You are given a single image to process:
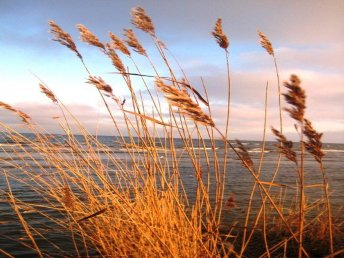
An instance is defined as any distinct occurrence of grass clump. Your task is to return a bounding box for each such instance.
[0,6,342,258]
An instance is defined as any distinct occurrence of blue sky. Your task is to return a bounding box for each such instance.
[1,0,343,142]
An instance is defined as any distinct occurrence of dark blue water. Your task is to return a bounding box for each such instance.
[0,133,343,256]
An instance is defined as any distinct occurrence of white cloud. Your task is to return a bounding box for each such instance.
[0,0,343,142]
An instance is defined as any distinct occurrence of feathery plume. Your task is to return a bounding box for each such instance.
[0,101,31,124]
[77,24,105,50]
[131,7,156,36]
[177,78,208,106]
[283,75,306,123]
[303,119,324,163]
[258,31,274,56]
[63,186,74,209]
[236,140,254,171]
[48,20,82,59]
[39,83,58,103]
[86,76,113,95]
[0,101,17,113]
[123,29,147,56]
[17,111,31,124]
[109,32,131,56]
[105,44,126,74]
[225,194,236,210]
[212,18,229,50]
[271,127,297,163]
[155,79,214,127]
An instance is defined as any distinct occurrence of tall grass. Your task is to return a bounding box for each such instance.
[0,7,341,257]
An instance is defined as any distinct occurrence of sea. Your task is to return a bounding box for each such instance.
[0,134,343,257]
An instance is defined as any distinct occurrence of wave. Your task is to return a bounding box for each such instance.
[188,147,219,151]
[323,149,344,153]
[247,148,270,153]
[0,143,22,147]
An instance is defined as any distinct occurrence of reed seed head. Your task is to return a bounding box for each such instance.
[155,79,215,127]
[271,127,297,163]
[77,24,105,50]
[63,186,74,209]
[212,18,229,50]
[0,101,31,124]
[236,140,254,171]
[283,75,306,123]
[0,101,17,113]
[131,7,156,36]
[86,76,113,95]
[303,119,324,163]
[109,32,131,56]
[225,194,236,210]
[105,44,126,74]
[17,111,31,124]
[39,83,58,103]
[258,31,274,56]
[123,29,147,56]
[48,20,82,59]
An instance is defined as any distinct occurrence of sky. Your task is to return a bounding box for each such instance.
[0,0,343,143]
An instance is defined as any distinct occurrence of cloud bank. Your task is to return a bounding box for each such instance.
[0,0,343,142]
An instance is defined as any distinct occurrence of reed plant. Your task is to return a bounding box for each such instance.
[0,7,341,258]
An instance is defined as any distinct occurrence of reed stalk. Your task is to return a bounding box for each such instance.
[0,7,339,258]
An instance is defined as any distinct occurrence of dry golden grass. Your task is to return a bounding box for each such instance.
[212,18,229,50]
[258,31,274,56]
[123,28,147,56]
[0,101,31,124]
[0,6,340,258]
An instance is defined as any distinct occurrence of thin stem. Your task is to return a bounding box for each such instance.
[217,49,231,225]
[215,127,305,249]
[273,55,283,133]
[240,82,269,255]
[298,122,305,258]
[320,162,334,257]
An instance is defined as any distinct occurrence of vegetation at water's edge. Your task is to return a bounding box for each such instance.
[0,7,342,258]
